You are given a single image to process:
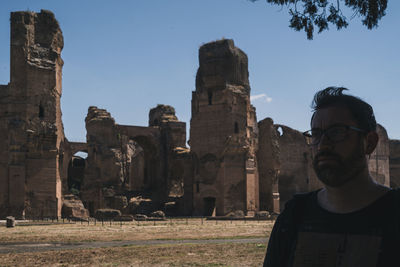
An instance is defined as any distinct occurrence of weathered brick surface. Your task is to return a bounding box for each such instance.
[80,105,187,216]
[389,139,400,188]
[0,10,65,219]
[189,39,259,216]
[368,124,390,186]
[273,125,320,210]
[257,118,280,213]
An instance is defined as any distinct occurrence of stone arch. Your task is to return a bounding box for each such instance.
[69,142,88,156]
[128,135,159,191]
[117,125,162,193]
[67,151,87,195]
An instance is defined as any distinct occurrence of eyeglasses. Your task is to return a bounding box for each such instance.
[302,125,365,146]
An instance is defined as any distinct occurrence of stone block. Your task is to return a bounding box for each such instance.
[255,211,270,219]
[150,210,165,218]
[134,214,148,221]
[6,216,15,228]
[94,209,121,220]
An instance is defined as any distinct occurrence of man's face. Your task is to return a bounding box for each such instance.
[311,106,367,187]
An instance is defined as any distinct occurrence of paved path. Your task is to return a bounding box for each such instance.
[0,238,268,254]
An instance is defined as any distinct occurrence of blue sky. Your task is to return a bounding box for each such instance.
[1,0,399,142]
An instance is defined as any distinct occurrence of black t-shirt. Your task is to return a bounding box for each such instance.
[263,189,400,267]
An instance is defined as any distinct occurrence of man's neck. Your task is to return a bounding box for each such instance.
[317,170,390,214]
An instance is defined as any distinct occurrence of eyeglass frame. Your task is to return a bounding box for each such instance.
[302,124,366,146]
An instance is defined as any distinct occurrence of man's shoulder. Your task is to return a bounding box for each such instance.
[283,190,319,211]
[276,190,320,226]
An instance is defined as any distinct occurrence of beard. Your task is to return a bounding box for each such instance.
[312,140,367,187]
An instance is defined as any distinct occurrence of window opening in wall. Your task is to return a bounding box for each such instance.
[208,91,213,105]
[144,167,148,184]
[67,153,86,196]
[203,197,216,216]
[234,122,239,133]
[39,105,44,119]
[276,126,283,137]
[196,181,200,193]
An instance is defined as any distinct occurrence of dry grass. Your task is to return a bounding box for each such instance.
[0,219,275,243]
[0,242,267,266]
[0,218,274,266]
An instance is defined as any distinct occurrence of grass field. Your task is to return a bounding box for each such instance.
[0,218,274,266]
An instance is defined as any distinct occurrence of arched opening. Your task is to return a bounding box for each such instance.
[203,197,216,216]
[127,136,159,193]
[208,91,213,105]
[128,140,145,191]
[39,104,44,119]
[67,152,87,195]
[276,126,283,137]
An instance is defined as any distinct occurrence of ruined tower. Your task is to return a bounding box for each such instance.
[189,39,259,216]
[0,10,65,218]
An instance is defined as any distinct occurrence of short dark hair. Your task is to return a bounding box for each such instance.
[311,87,376,132]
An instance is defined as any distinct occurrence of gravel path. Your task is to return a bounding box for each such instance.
[0,238,268,254]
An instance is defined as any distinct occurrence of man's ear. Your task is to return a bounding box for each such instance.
[365,131,379,155]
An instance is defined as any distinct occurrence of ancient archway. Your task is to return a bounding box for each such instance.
[67,152,87,195]
[117,125,162,195]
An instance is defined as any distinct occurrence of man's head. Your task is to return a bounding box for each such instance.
[305,87,378,187]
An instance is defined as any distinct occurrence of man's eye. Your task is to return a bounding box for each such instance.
[311,130,321,137]
[328,127,345,135]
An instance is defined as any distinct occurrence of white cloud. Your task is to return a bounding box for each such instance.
[250,93,272,103]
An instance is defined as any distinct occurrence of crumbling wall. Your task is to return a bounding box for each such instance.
[257,118,280,213]
[81,105,188,216]
[189,39,259,216]
[149,104,187,199]
[368,124,390,187]
[274,124,321,210]
[81,106,130,213]
[0,10,65,218]
[389,139,400,188]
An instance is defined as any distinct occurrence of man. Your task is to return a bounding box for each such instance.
[263,87,399,267]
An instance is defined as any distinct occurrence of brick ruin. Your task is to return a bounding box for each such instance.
[188,40,259,216]
[0,10,397,219]
[0,10,65,218]
[389,140,400,188]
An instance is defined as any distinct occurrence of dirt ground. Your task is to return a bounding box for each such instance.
[0,218,274,266]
